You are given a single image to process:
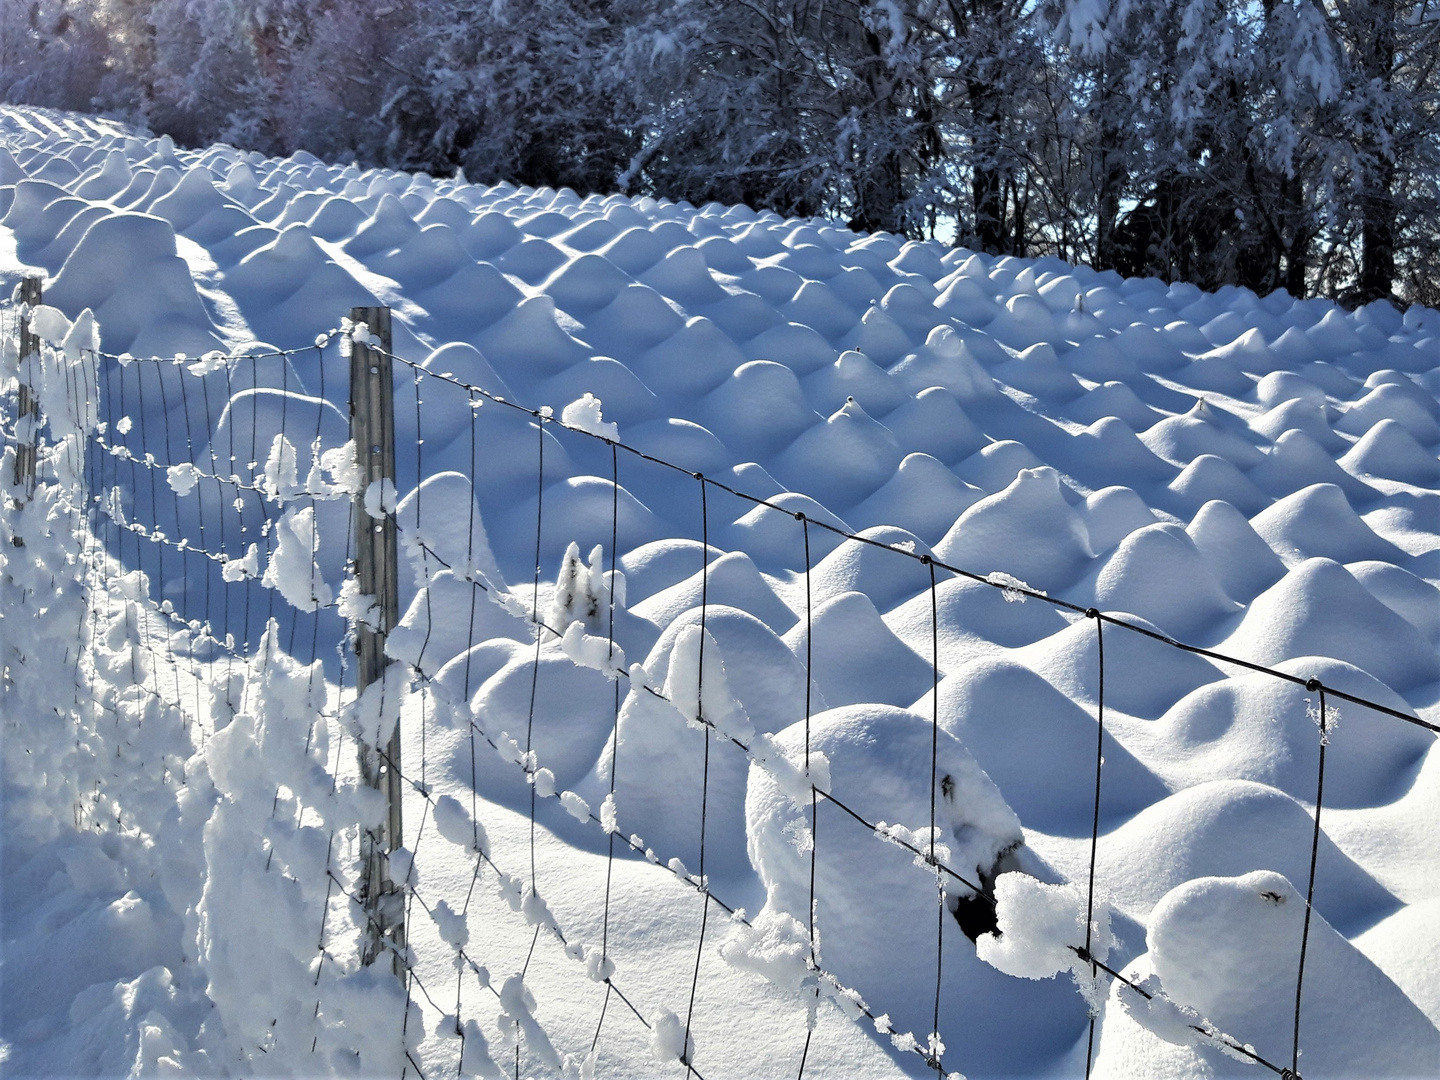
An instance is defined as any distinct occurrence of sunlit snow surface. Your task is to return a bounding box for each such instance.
[3,105,1439,1079]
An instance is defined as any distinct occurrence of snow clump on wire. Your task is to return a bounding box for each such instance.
[560,392,618,441]
[976,873,1112,1011]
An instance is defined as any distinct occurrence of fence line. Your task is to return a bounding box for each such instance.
[3,294,426,1072]
[3,286,1431,1080]
[341,324,1414,1078]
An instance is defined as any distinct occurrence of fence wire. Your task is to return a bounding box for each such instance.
[2,291,1432,1080]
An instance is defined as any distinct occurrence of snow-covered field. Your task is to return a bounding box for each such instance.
[1,104,1438,1079]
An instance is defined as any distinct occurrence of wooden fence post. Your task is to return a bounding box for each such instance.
[348,306,406,977]
[11,276,42,546]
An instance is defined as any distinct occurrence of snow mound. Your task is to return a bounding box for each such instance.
[783,590,933,709]
[631,549,797,633]
[935,467,1095,589]
[640,604,817,735]
[1014,614,1227,720]
[1185,499,1288,602]
[914,656,1168,833]
[46,212,221,355]
[1094,871,1440,1078]
[1250,483,1407,567]
[1148,657,1432,807]
[1086,780,1399,931]
[1067,523,1242,638]
[746,704,1087,1071]
[1223,559,1440,689]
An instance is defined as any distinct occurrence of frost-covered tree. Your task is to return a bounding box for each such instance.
[1024,0,1439,301]
[0,0,110,112]
[625,0,946,232]
[933,0,1044,254]
[1319,0,1440,304]
[390,0,649,191]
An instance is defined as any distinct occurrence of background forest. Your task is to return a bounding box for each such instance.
[2,0,1438,305]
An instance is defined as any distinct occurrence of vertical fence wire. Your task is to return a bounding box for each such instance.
[525,411,545,894]
[796,512,817,1080]
[1083,609,1106,1078]
[518,409,548,1075]
[683,472,713,1076]
[1291,682,1329,1080]
[592,437,623,1055]
[926,556,944,1070]
[400,364,427,1078]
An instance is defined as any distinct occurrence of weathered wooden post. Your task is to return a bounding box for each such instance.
[348,305,406,977]
[11,276,42,545]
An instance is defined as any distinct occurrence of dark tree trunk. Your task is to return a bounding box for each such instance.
[1359,156,1396,302]
[850,149,905,234]
[1357,1,1398,302]
[968,75,1007,253]
[1094,61,1126,271]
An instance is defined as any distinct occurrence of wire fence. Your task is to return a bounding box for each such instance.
[2,284,1434,1080]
